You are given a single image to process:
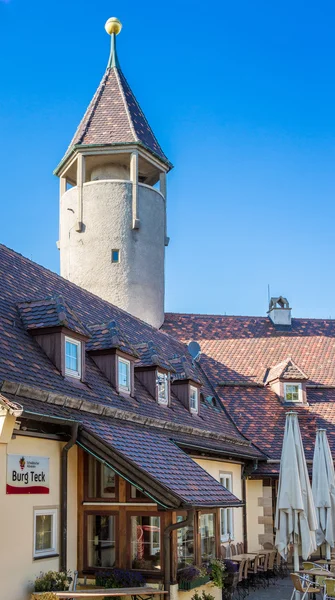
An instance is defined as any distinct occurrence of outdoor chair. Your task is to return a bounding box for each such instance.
[231,543,237,556]
[290,573,322,600]
[303,561,329,572]
[324,578,335,599]
[266,551,277,584]
[221,544,227,559]
[236,542,243,554]
[257,552,270,587]
[247,554,260,590]
[236,558,247,599]
[274,551,282,578]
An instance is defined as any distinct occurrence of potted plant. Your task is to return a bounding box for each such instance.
[30,571,72,600]
[207,559,226,589]
[95,568,145,600]
[177,566,210,590]
[191,591,215,600]
[221,560,239,600]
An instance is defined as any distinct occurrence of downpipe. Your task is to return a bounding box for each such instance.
[164,509,195,599]
[60,422,79,572]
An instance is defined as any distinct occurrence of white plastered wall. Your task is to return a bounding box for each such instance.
[0,435,77,600]
[59,180,165,328]
[193,458,243,546]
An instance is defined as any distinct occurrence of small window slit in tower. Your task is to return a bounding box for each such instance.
[112,249,120,263]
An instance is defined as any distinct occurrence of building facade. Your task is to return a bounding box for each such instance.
[2,14,335,600]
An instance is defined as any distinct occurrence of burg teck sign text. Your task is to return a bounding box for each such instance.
[6,454,49,494]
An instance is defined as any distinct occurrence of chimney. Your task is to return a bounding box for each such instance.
[268,296,292,327]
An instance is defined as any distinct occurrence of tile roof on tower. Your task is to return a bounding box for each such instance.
[58,27,171,168]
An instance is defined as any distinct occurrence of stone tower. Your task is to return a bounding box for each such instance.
[54,18,172,328]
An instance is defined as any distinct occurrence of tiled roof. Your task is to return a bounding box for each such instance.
[63,66,169,165]
[265,358,308,384]
[13,395,242,508]
[18,295,91,338]
[170,355,201,384]
[135,341,175,372]
[163,312,335,465]
[0,244,257,455]
[87,320,139,357]
[163,313,335,386]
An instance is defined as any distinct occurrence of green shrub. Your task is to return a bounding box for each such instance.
[191,591,215,600]
[33,571,72,592]
[30,594,58,600]
[207,558,227,588]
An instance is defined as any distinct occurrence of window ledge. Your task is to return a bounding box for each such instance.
[33,553,59,561]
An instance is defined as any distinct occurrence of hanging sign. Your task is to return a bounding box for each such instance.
[6,454,49,494]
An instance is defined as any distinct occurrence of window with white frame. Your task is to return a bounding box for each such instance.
[284,383,302,403]
[65,337,81,378]
[157,372,169,405]
[33,508,58,558]
[190,385,198,413]
[118,357,131,393]
[220,473,234,542]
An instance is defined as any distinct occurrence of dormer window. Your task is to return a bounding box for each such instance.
[118,357,131,393]
[65,336,81,379]
[157,372,169,405]
[190,385,199,413]
[284,383,302,403]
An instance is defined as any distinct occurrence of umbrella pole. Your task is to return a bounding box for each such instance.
[294,543,299,571]
[326,542,331,560]
[293,544,300,600]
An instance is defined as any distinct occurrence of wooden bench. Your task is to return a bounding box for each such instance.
[34,587,168,599]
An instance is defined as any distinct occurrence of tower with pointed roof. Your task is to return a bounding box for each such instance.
[54,18,172,328]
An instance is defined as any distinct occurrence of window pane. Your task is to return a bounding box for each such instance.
[177,516,194,569]
[35,514,53,552]
[157,373,168,404]
[112,250,119,263]
[200,513,215,563]
[285,385,299,401]
[66,341,78,372]
[119,360,130,389]
[131,516,161,570]
[87,455,116,499]
[190,387,198,411]
[87,515,116,568]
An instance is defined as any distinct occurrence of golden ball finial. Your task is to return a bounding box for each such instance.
[105,17,122,35]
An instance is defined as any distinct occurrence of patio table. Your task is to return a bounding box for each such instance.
[33,587,168,599]
[298,568,335,578]
[248,549,274,555]
[230,553,257,562]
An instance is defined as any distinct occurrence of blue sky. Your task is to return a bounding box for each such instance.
[1,0,335,318]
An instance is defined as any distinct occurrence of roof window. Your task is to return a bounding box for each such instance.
[190,385,199,414]
[284,383,302,403]
[118,356,131,394]
[65,336,81,379]
[157,371,169,405]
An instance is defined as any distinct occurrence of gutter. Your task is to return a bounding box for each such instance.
[164,509,195,599]
[60,422,79,572]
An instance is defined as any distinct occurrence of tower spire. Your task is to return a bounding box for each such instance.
[105,17,122,69]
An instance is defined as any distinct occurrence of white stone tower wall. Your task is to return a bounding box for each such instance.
[59,180,165,328]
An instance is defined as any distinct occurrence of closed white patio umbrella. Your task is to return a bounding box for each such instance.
[275,411,317,573]
[312,428,335,560]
